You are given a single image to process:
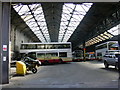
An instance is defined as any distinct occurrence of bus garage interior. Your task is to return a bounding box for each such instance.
[0,1,120,88]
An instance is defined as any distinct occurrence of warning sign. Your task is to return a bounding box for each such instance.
[3,45,7,51]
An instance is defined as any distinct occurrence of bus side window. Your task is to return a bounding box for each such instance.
[28,52,36,59]
[59,52,67,57]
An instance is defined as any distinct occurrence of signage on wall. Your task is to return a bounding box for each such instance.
[3,45,7,51]
[3,56,6,61]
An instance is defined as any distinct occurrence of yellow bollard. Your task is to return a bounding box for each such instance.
[16,61,27,75]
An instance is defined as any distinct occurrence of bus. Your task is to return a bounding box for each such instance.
[19,42,72,64]
[72,50,83,61]
[72,50,96,61]
[85,52,96,60]
[95,41,119,60]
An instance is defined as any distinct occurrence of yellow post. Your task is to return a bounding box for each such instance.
[16,61,27,75]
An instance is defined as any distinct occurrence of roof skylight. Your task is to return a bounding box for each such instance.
[13,4,50,42]
[59,3,93,42]
[108,25,119,36]
[85,24,119,47]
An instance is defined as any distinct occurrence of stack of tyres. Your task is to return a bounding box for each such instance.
[16,61,27,75]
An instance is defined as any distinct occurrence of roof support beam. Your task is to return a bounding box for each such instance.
[41,3,63,42]
[27,5,47,42]
[11,8,40,42]
[69,3,120,50]
[61,5,76,42]
[86,4,120,42]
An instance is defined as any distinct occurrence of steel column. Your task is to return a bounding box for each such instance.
[118,24,120,50]
[0,1,2,85]
[1,2,10,84]
[118,24,120,79]
[83,42,86,61]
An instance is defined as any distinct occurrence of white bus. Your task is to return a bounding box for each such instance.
[72,50,96,61]
[20,42,72,64]
[72,50,84,61]
[95,41,119,60]
[85,52,96,60]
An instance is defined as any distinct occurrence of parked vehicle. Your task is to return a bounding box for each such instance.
[72,50,83,62]
[103,51,120,69]
[19,42,72,64]
[95,41,118,61]
[22,57,41,73]
[85,52,96,60]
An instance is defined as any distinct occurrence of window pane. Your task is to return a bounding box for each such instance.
[59,52,67,57]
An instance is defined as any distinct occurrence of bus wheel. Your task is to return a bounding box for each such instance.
[44,60,49,65]
[104,61,109,68]
[59,59,63,64]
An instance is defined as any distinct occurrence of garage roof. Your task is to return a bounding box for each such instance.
[12,2,120,49]
[13,3,93,42]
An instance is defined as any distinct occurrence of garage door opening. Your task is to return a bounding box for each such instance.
[0,1,119,89]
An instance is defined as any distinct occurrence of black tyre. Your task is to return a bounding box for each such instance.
[32,68,37,74]
[115,63,118,70]
[104,61,109,68]
[44,60,49,65]
[59,59,63,64]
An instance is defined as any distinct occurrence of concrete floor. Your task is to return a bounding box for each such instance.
[2,61,119,88]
